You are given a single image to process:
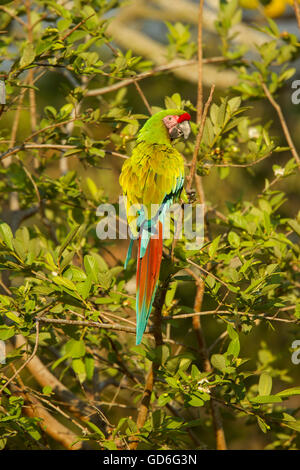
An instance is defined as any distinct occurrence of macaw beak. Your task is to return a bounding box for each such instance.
[170,120,191,140]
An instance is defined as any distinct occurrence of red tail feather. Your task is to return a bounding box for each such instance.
[135,221,163,344]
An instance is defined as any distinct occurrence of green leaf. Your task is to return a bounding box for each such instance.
[250,395,282,404]
[157,393,171,406]
[226,325,240,359]
[288,219,300,237]
[209,235,221,258]
[5,311,22,325]
[84,254,99,282]
[211,354,226,373]
[42,386,53,396]
[85,355,95,381]
[72,358,86,383]
[202,118,214,146]
[76,275,92,299]
[65,339,85,358]
[85,177,99,201]
[98,271,112,290]
[53,276,77,292]
[256,416,270,433]
[258,373,272,396]
[20,44,36,68]
[0,325,15,340]
[58,225,81,259]
[276,387,300,398]
[284,421,300,432]
[86,421,105,439]
[228,231,240,248]
[188,394,204,407]
[0,223,14,250]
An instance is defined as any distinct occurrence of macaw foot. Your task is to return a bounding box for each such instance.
[186,189,196,204]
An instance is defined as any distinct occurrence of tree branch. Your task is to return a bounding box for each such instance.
[186,84,215,192]
[261,80,300,171]
[35,316,152,335]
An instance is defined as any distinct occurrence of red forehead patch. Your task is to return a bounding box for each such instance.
[177,112,191,123]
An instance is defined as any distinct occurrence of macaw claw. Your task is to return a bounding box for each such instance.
[186,189,196,204]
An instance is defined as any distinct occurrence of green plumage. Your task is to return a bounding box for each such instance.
[119,109,188,344]
[119,110,186,237]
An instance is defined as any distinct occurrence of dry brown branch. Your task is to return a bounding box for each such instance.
[25,0,38,168]
[186,268,227,449]
[0,321,40,395]
[186,84,215,192]
[0,5,27,28]
[107,18,237,89]
[187,257,231,290]
[20,391,83,449]
[35,316,151,334]
[128,367,154,450]
[197,0,204,122]
[0,143,129,162]
[133,80,153,115]
[183,3,226,449]
[293,0,300,29]
[164,310,297,323]
[11,363,87,445]
[61,13,95,41]
[13,335,109,430]
[86,57,226,97]
[261,81,300,170]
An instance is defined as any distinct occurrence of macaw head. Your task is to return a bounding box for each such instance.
[162,112,191,140]
[136,109,192,145]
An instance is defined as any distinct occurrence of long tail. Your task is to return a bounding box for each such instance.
[135,221,163,345]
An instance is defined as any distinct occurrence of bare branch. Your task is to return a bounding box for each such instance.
[293,0,300,30]
[35,316,152,335]
[261,80,300,171]
[86,57,227,97]
[186,84,215,192]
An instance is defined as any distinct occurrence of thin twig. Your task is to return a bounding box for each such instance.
[35,316,152,334]
[85,57,226,97]
[184,2,226,450]
[0,5,27,28]
[133,80,153,115]
[0,143,129,162]
[25,0,38,168]
[186,84,215,192]
[61,13,95,42]
[210,151,273,168]
[164,310,297,323]
[197,0,204,122]
[261,80,300,170]
[293,0,300,30]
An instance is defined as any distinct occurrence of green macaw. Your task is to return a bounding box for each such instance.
[119,109,191,344]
